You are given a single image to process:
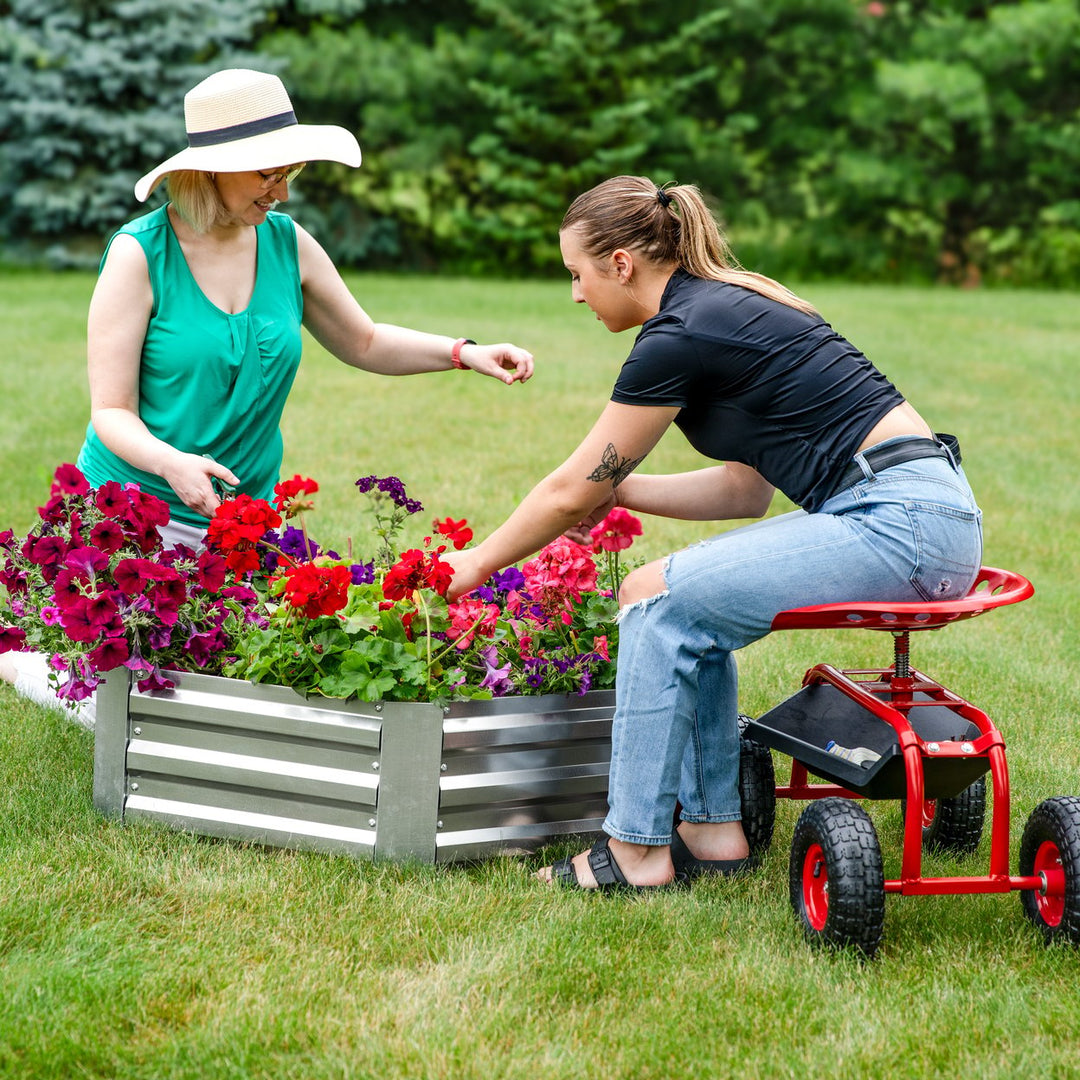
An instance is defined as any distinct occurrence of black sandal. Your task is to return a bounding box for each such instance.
[550,836,688,893]
[670,828,752,880]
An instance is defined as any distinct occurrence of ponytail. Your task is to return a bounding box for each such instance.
[561,176,818,317]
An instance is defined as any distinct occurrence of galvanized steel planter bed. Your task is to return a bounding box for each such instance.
[93,669,613,863]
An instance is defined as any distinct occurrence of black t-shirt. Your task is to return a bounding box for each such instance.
[611,270,905,512]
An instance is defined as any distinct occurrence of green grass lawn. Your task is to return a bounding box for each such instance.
[1,270,1079,1078]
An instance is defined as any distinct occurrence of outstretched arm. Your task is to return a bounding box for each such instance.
[296,225,533,384]
[444,401,680,599]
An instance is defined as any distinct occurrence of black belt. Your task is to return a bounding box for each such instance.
[835,433,961,493]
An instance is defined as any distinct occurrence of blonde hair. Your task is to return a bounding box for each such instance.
[165,170,228,233]
[560,175,818,317]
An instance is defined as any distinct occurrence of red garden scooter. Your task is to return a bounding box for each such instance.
[736,566,1080,958]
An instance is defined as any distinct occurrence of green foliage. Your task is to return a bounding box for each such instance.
[1,1,1077,281]
[827,0,1080,283]
[0,0,276,266]
[265,0,875,274]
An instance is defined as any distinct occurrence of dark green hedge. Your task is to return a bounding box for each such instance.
[2,0,1078,284]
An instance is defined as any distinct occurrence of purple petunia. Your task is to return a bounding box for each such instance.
[350,561,375,586]
[492,567,526,593]
[478,644,514,697]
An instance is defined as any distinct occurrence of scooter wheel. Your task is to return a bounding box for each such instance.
[739,716,775,861]
[1019,796,1080,946]
[790,798,885,958]
[901,775,986,855]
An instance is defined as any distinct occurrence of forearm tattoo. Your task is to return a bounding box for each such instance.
[586,443,644,486]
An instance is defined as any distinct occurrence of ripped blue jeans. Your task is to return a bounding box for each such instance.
[603,446,983,846]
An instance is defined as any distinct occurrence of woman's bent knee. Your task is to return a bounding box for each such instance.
[618,560,667,608]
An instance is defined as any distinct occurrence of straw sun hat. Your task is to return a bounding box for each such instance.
[134,68,362,202]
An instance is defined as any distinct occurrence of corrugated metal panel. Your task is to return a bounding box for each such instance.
[124,794,377,857]
[96,671,615,864]
[119,670,391,860]
[436,691,613,861]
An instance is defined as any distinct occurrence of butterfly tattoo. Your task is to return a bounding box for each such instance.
[586,443,644,486]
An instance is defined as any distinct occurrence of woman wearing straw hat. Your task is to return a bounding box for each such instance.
[1,68,533,715]
[74,67,534,547]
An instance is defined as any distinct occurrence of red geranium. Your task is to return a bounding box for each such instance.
[274,475,319,517]
[590,507,643,553]
[207,494,283,573]
[382,547,454,602]
[433,516,473,551]
[277,562,351,618]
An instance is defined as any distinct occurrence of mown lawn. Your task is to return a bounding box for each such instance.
[1,270,1078,1079]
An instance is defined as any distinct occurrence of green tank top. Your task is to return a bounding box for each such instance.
[77,204,304,527]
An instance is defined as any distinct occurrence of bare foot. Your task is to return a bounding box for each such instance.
[676,820,750,862]
[537,837,678,889]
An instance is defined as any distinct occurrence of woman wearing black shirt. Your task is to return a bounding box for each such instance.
[446,175,982,891]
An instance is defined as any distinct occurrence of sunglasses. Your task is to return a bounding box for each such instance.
[256,163,306,189]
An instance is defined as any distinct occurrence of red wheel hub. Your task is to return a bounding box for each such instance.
[1033,840,1066,927]
[802,842,829,930]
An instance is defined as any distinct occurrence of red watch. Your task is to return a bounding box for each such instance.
[450,338,476,370]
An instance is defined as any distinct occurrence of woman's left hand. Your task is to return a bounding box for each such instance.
[459,342,534,385]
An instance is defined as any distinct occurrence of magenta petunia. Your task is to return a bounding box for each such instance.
[90,519,126,555]
[137,667,176,693]
[58,597,99,643]
[88,634,130,672]
[124,488,171,531]
[94,481,131,519]
[196,550,228,593]
[65,546,109,577]
[52,463,91,497]
[37,495,70,526]
[113,558,157,595]
[56,674,97,702]
[184,631,219,668]
[0,625,28,653]
[24,535,69,572]
[149,577,187,625]
[50,568,88,610]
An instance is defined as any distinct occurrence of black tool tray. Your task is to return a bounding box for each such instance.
[743,682,990,800]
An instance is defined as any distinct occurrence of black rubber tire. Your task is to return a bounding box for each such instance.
[900,775,986,855]
[738,715,776,861]
[1019,796,1080,946]
[789,798,885,958]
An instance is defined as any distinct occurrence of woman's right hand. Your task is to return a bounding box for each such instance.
[161,453,241,520]
[441,548,498,602]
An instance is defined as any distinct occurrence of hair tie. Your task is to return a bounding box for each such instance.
[656,187,672,208]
